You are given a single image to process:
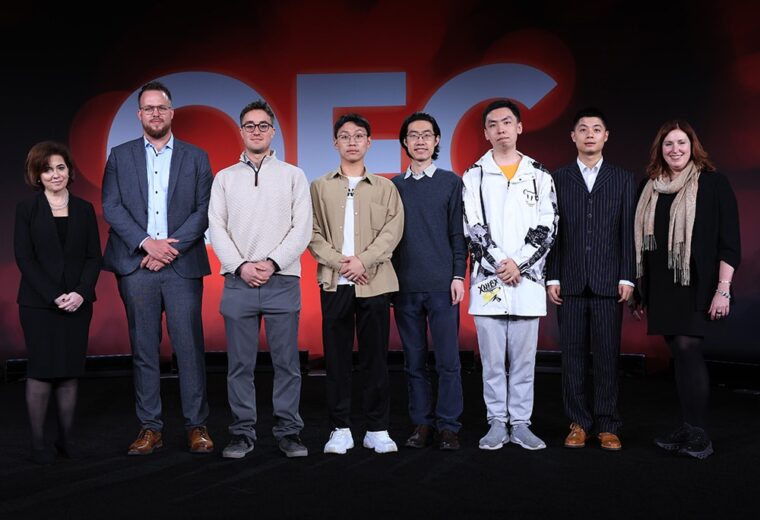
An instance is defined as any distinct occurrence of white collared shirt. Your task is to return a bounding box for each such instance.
[577,156,603,192]
[404,162,436,180]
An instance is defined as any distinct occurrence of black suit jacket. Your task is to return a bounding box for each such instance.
[546,161,636,297]
[637,171,741,310]
[101,137,212,278]
[14,193,103,308]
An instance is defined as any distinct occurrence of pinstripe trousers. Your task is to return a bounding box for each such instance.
[558,293,623,434]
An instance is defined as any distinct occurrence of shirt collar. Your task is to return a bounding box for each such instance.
[404,162,437,179]
[144,135,174,154]
[577,156,603,174]
[328,166,374,184]
[240,149,276,167]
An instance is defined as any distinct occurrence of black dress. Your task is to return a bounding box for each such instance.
[644,193,709,336]
[15,195,101,380]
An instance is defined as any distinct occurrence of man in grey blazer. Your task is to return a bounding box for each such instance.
[545,107,635,451]
[102,81,214,455]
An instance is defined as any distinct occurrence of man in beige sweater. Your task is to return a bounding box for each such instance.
[309,113,404,455]
[208,100,312,460]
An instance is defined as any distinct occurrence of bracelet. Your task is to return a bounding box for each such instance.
[718,280,732,284]
[715,289,731,299]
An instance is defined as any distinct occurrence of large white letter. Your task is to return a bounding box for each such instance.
[423,64,557,171]
[297,73,405,180]
[107,72,285,156]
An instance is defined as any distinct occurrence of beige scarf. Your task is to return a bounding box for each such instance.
[634,161,700,285]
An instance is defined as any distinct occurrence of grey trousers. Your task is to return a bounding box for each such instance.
[474,315,539,426]
[220,274,304,441]
[117,267,209,431]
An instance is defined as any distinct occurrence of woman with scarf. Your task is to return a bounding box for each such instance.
[634,120,740,459]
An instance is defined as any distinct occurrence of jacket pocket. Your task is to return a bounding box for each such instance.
[370,202,388,232]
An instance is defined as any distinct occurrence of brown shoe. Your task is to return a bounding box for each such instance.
[438,430,461,451]
[127,429,163,455]
[564,423,586,448]
[405,424,432,449]
[598,432,622,451]
[188,426,214,453]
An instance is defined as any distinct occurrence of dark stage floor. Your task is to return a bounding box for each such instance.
[1,369,758,519]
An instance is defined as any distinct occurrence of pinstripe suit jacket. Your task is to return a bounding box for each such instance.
[546,161,635,297]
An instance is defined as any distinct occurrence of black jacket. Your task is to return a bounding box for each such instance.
[14,193,102,308]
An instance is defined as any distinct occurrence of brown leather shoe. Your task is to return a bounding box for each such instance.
[564,423,586,448]
[188,426,214,453]
[127,429,163,455]
[598,432,622,451]
[438,429,461,451]
[405,424,432,449]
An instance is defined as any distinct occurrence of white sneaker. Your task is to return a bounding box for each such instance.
[324,428,354,454]
[363,430,398,454]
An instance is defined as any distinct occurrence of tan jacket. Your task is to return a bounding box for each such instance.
[309,168,404,297]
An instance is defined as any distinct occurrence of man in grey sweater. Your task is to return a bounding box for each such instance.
[208,100,312,459]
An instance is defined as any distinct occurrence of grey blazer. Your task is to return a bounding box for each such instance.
[101,137,212,278]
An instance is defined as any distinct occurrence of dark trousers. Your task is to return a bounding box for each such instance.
[394,291,463,432]
[117,267,209,431]
[558,290,623,434]
[321,285,390,431]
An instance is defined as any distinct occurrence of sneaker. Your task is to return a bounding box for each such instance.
[363,430,398,454]
[278,434,308,458]
[678,427,714,460]
[222,435,254,459]
[324,428,354,454]
[478,421,508,450]
[510,424,547,450]
[654,423,693,452]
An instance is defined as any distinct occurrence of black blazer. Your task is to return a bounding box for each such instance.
[14,193,103,308]
[638,171,741,310]
[546,161,636,297]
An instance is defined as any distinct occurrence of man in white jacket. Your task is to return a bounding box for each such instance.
[462,99,558,450]
[208,100,313,460]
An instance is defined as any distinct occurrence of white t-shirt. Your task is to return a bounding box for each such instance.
[338,176,362,285]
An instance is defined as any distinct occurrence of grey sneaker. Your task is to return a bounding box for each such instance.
[278,434,308,458]
[478,422,509,450]
[510,424,546,450]
[222,435,254,459]
[678,427,713,460]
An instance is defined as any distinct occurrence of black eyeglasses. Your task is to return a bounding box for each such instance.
[241,122,273,133]
[140,105,172,114]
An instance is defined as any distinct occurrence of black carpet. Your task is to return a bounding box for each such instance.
[1,368,758,519]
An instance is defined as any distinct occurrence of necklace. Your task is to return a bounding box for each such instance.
[46,190,69,210]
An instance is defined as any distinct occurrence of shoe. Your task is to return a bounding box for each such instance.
[564,423,586,448]
[127,429,163,456]
[510,424,546,450]
[31,445,56,465]
[55,439,83,460]
[438,430,461,451]
[324,428,354,455]
[405,424,433,449]
[278,434,308,458]
[678,427,713,460]
[363,430,398,454]
[598,432,622,451]
[188,426,214,453]
[222,435,255,459]
[478,421,508,450]
[654,423,693,452]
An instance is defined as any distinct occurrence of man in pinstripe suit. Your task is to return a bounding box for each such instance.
[545,108,635,450]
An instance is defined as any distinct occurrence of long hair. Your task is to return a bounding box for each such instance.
[646,119,715,179]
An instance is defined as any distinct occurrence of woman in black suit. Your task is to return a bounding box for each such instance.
[634,120,740,459]
[14,141,102,464]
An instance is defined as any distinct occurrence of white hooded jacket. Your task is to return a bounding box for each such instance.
[462,150,558,317]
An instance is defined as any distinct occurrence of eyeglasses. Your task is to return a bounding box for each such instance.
[336,132,367,143]
[140,105,172,114]
[406,132,436,142]
[241,122,273,133]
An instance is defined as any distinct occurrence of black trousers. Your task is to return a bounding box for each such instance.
[321,286,390,431]
[558,290,623,434]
